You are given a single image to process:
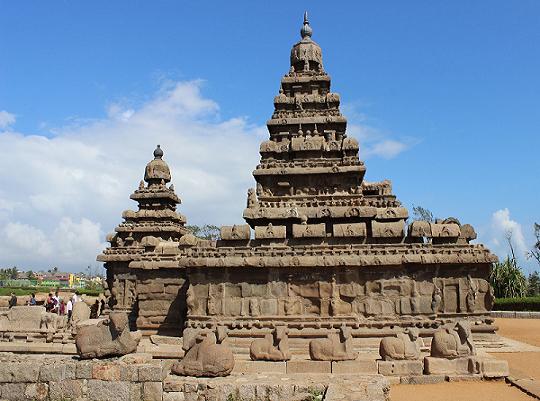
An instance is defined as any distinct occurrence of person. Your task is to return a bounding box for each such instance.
[28,293,37,306]
[90,300,99,319]
[53,291,61,314]
[59,299,66,316]
[72,291,80,304]
[8,293,17,309]
[45,293,55,312]
[66,299,73,323]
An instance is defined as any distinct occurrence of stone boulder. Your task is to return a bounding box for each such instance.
[75,312,141,359]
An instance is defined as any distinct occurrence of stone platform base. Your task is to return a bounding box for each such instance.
[424,356,509,378]
[164,374,389,401]
[378,360,423,376]
[0,354,390,401]
[232,359,378,375]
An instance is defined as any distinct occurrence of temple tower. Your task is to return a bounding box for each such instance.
[244,13,402,243]
[98,146,189,332]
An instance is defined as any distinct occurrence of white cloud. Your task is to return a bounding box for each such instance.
[0,81,417,272]
[489,208,528,259]
[363,139,409,159]
[0,81,265,272]
[347,122,416,160]
[0,111,16,129]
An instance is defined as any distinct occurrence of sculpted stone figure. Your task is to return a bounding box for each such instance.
[172,329,234,377]
[379,328,422,361]
[309,324,357,361]
[75,312,141,359]
[250,326,291,361]
[430,321,476,359]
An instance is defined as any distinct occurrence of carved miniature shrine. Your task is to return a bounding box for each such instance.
[99,14,498,357]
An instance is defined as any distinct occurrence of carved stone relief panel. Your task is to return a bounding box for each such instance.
[333,223,367,238]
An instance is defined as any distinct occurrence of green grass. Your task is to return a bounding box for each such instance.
[494,296,540,311]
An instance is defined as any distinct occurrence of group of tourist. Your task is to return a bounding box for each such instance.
[19,291,86,322]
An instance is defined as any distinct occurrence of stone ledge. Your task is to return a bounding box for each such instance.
[378,360,423,376]
[424,356,478,375]
[232,360,286,374]
[332,360,378,374]
[286,360,331,374]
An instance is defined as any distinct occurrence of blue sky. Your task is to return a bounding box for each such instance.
[0,1,538,272]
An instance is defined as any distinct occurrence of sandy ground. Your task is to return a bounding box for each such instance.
[390,381,534,401]
[391,318,540,401]
[495,318,540,347]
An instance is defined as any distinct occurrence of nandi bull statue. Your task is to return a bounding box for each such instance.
[172,326,235,377]
[379,328,422,361]
[309,323,358,361]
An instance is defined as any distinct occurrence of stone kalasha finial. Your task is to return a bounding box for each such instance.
[153,144,164,159]
[301,11,313,39]
[145,144,171,184]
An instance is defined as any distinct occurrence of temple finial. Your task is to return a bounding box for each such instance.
[300,11,312,39]
[153,144,163,159]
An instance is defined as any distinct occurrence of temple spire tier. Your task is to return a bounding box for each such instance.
[243,14,397,234]
[98,145,189,263]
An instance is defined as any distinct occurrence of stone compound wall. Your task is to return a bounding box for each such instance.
[0,356,391,401]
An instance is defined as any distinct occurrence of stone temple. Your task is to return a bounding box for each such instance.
[99,13,498,356]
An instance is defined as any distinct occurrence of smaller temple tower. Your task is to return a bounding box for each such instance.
[98,146,189,331]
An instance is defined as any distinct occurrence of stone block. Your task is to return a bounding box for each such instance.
[163,377,185,392]
[372,221,405,238]
[163,392,185,401]
[139,364,164,381]
[332,360,378,374]
[400,375,445,384]
[424,356,478,375]
[120,352,154,364]
[378,360,423,376]
[87,380,131,401]
[255,224,287,239]
[333,222,367,237]
[24,383,48,401]
[76,362,93,379]
[0,362,40,383]
[143,382,163,401]
[286,360,331,374]
[92,363,121,381]
[131,383,142,401]
[39,363,76,381]
[481,359,509,378]
[49,380,84,401]
[220,225,250,240]
[0,383,26,401]
[292,223,326,238]
[233,361,286,374]
[447,374,482,382]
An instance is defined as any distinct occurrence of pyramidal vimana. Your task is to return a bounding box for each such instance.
[99,13,497,358]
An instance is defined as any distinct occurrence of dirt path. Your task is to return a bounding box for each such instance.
[390,381,536,401]
[495,318,540,347]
